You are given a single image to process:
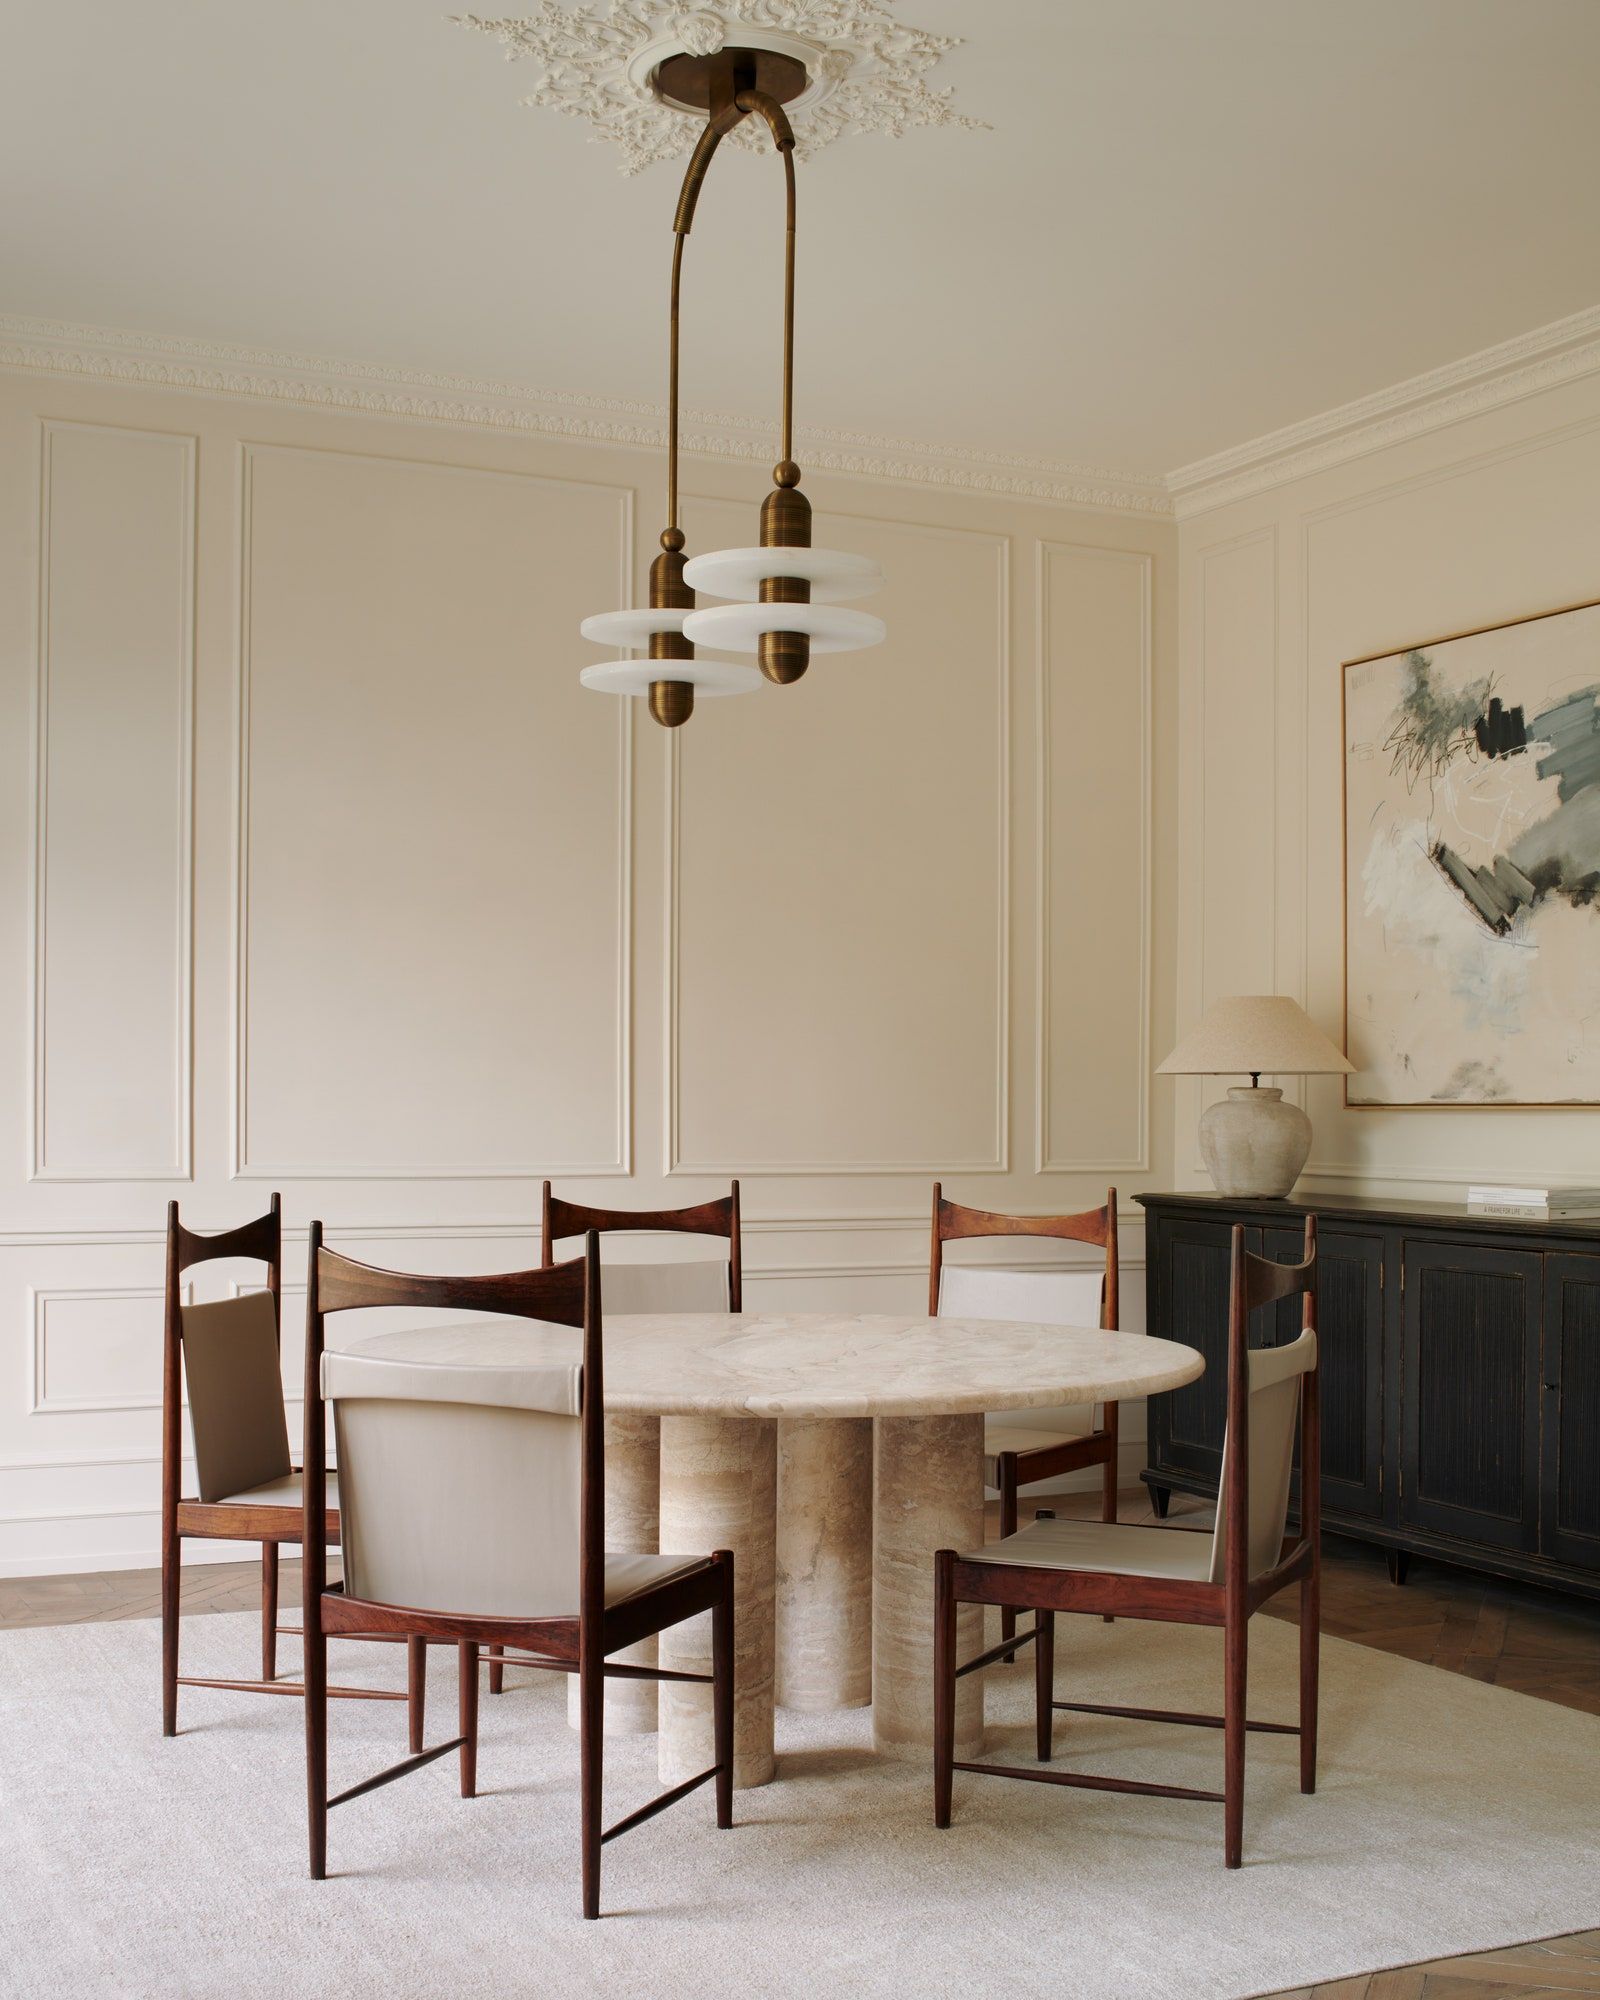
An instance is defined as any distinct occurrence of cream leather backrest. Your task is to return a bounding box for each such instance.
[599,1258,729,1315]
[938,1265,1105,1434]
[937,1264,1103,1329]
[180,1291,292,1503]
[1209,1329,1317,1584]
[322,1344,584,1619]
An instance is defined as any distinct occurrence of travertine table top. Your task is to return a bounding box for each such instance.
[343,1312,1203,1418]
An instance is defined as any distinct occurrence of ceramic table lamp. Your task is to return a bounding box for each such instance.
[1157,995,1354,1198]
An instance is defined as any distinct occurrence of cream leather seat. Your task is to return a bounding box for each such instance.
[214,1469,341,1510]
[962,1331,1317,1588]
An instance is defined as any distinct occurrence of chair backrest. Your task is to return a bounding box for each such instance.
[164,1197,288,1506]
[1209,1217,1319,1587]
[543,1179,741,1311]
[303,1231,599,1624]
[599,1259,729,1315]
[929,1185,1118,1330]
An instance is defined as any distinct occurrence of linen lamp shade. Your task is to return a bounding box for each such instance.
[1157,996,1354,1081]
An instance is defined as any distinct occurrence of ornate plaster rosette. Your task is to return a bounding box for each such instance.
[453,1,989,174]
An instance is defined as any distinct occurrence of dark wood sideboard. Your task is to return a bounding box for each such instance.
[1136,1190,1600,1601]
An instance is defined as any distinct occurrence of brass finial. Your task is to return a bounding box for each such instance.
[648,679,695,728]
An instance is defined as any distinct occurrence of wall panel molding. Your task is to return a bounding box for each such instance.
[229,441,635,1179]
[664,515,1012,1176]
[28,418,195,1182]
[28,1283,169,1415]
[1035,541,1152,1174]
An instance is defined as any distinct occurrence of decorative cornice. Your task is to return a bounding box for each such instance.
[1169,303,1600,518]
[13,304,1594,523]
[0,315,1173,517]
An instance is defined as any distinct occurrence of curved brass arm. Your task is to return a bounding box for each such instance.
[664,87,798,531]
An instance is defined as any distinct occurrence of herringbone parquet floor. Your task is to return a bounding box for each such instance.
[4,1491,1596,1996]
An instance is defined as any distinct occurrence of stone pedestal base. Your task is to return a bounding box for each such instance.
[871,1412,985,1759]
[776,1416,873,1710]
[659,1413,777,1789]
[568,1413,661,1736]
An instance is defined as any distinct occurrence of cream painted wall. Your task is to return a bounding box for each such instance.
[0,366,1176,1573]
[1174,369,1600,1197]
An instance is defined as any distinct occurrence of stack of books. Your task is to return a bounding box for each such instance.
[1466,1183,1600,1219]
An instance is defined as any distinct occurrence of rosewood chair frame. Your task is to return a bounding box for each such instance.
[160,1196,412,1734]
[483,1177,742,1695]
[930,1184,1121,1651]
[934,1216,1320,1869]
[302,1229,735,1919]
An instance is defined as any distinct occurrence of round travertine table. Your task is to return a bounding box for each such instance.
[345,1312,1203,1790]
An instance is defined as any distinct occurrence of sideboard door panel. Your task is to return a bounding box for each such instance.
[1543,1254,1600,1573]
[1400,1241,1542,1553]
[1156,1217,1235,1484]
[1265,1224,1384,1520]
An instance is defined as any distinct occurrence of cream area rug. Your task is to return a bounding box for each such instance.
[1,1608,1595,2000]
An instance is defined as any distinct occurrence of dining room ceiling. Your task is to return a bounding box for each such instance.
[3,0,1597,478]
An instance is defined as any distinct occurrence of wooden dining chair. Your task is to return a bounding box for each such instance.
[930,1185,1120,1651]
[541,1179,741,1306]
[160,1197,416,1737]
[302,1229,735,1918]
[482,1178,743,1696]
[934,1216,1319,1869]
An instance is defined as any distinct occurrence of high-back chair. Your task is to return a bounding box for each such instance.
[302,1228,734,1919]
[541,1178,741,1308]
[483,1179,742,1697]
[933,1216,1319,1869]
[160,1198,413,1736]
[930,1186,1120,1652]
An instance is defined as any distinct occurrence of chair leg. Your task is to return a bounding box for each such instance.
[488,1646,505,1695]
[580,1645,603,1920]
[407,1636,427,1754]
[161,1531,180,1737]
[261,1543,280,1682]
[997,1462,1021,1659]
[459,1641,479,1799]
[1034,1607,1055,1761]
[1100,1426,1118,1624]
[933,1549,956,1828]
[305,1595,328,1880]
[712,1548,734,1830]
[1299,1568,1319,1796]
[1224,1614,1246,1869]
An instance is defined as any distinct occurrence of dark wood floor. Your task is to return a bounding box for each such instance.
[4,1491,1597,1995]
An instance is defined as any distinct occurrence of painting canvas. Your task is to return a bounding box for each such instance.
[1343,599,1600,1106]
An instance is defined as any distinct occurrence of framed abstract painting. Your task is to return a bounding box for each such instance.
[1342,597,1600,1107]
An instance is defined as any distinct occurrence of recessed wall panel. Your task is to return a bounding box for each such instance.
[33,422,194,1179]
[1038,543,1150,1170]
[670,506,1008,1173]
[1198,529,1278,1008]
[237,446,631,1175]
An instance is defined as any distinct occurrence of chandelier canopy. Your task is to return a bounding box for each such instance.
[580,39,885,729]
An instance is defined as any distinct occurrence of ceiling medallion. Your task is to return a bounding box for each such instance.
[574,41,887,727]
[453,1,989,176]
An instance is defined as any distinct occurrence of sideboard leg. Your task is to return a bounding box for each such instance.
[1386,1548,1411,1587]
[1149,1484,1171,1520]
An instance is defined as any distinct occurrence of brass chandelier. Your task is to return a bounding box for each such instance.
[580,44,885,728]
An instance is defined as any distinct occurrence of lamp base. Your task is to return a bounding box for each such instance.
[1197,1087,1311,1199]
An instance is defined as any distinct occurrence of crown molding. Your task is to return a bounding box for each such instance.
[0,315,1172,519]
[1168,303,1600,519]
